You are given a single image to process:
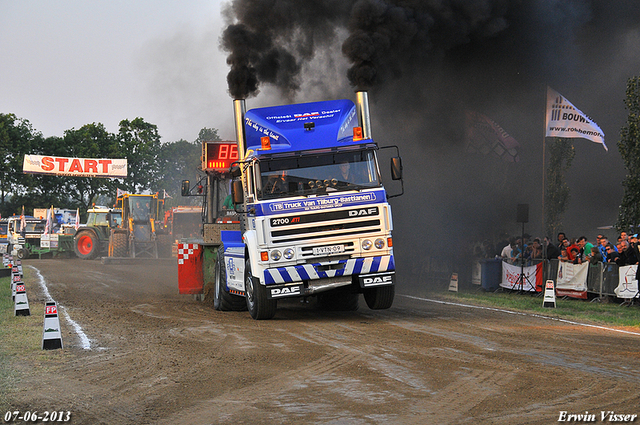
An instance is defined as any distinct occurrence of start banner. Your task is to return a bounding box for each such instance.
[23,155,127,178]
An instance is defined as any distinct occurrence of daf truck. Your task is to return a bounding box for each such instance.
[213,90,403,319]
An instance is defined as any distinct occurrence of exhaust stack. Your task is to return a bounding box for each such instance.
[356,90,372,140]
[233,99,247,159]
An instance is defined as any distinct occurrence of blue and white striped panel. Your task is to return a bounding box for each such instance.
[263,255,395,285]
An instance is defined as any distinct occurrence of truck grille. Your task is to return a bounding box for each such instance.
[268,206,382,244]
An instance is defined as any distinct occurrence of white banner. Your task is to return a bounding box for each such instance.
[616,265,640,299]
[500,261,541,292]
[23,155,127,178]
[545,87,607,151]
[556,261,589,298]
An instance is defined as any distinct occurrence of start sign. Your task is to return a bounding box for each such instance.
[23,154,127,178]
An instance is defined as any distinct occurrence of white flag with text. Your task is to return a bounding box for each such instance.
[545,87,607,151]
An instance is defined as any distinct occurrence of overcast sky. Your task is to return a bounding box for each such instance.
[1,0,237,142]
[3,1,640,241]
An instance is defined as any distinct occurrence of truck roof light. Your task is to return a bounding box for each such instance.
[261,136,271,150]
[353,127,363,141]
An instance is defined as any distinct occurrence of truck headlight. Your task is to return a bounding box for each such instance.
[362,239,372,250]
[375,238,385,249]
[271,250,282,261]
[283,248,295,260]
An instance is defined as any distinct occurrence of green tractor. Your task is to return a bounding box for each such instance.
[73,205,122,259]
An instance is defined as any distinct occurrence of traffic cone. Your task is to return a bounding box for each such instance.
[14,283,30,316]
[42,301,63,350]
[543,280,556,308]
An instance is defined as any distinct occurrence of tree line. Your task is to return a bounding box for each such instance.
[0,114,218,219]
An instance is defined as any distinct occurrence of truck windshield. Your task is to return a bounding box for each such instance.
[257,149,380,200]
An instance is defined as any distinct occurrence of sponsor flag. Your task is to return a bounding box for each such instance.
[44,206,52,235]
[74,208,80,231]
[545,87,607,151]
[465,111,520,162]
[19,206,26,233]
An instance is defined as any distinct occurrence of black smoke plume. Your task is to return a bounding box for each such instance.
[221,0,640,289]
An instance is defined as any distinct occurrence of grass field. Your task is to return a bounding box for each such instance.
[422,285,640,329]
[0,270,66,412]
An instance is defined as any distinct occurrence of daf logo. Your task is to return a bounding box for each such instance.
[270,286,301,297]
[363,276,393,285]
[349,208,377,217]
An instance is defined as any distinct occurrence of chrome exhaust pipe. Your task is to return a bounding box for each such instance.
[356,90,372,140]
[233,99,247,160]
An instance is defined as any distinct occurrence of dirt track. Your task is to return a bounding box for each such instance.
[6,258,640,424]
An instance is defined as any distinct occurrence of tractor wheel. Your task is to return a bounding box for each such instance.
[16,247,28,260]
[245,259,277,320]
[74,231,100,260]
[363,285,395,310]
[213,251,246,311]
[110,231,128,257]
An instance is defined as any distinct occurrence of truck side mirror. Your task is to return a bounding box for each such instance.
[390,157,403,180]
[232,180,244,205]
[230,165,242,178]
[181,180,190,196]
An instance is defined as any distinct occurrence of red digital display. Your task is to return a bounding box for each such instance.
[203,141,239,172]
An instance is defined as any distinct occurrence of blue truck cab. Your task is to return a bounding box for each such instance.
[216,91,403,319]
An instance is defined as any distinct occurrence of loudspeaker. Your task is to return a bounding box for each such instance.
[517,204,529,223]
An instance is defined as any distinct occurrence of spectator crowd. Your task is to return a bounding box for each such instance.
[478,231,640,268]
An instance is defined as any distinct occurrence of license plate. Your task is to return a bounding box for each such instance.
[313,245,345,255]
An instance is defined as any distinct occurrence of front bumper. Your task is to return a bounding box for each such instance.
[263,254,395,285]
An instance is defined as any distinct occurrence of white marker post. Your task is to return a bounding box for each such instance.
[543,279,556,308]
[42,301,63,350]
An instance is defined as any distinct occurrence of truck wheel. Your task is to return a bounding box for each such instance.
[245,259,277,320]
[74,231,100,260]
[364,285,395,310]
[214,252,246,311]
[110,231,128,257]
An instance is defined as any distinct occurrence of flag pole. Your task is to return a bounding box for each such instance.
[542,85,548,271]
[542,86,547,239]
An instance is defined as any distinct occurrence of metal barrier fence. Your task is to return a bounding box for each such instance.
[493,258,624,298]
[544,259,620,299]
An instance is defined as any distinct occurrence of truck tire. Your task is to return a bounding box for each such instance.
[214,252,246,311]
[318,290,359,311]
[245,259,277,320]
[363,285,395,310]
[110,231,128,257]
[74,231,100,260]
